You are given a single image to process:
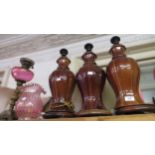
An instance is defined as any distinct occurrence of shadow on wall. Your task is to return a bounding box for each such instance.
[72,85,82,112]
[0,87,14,113]
[103,80,116,112]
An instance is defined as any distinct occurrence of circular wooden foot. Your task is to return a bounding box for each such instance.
[115,104,155,115]
[76,109,112,117]
[43,111,75,119]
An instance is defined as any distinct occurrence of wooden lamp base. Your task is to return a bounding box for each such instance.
[76,109,112,117]
[115,104,155,115]
[43,110,75,119]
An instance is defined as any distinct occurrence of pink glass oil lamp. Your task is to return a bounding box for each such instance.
[0,58,35,120]
[10,58,35,119]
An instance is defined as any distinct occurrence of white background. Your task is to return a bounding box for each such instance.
[0,0,155,155]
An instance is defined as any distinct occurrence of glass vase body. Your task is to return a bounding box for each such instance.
[76,44,111,116]
[43,49,75,118]
[15,83,45,120]
[107,53,144,108]
[106,36,155,114]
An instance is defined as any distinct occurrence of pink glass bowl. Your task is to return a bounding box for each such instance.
[11,67,34,82]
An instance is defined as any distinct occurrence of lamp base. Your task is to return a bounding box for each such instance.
[115,104,155,115]
[76,109,112,117]
[43,110,75,119]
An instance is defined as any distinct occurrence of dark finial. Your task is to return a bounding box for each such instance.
[60,49,68,56]
[20,57,34,69]
[84,43,94,51]
[111,36,120,45]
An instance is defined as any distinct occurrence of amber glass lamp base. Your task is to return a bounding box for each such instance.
[76,109,112,117]
[115,104,155,115]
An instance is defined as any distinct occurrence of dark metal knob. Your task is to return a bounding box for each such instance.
[111,36,120,44]
[20,57,34,69]
[84,43,94,51]
[60,49,68,56]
